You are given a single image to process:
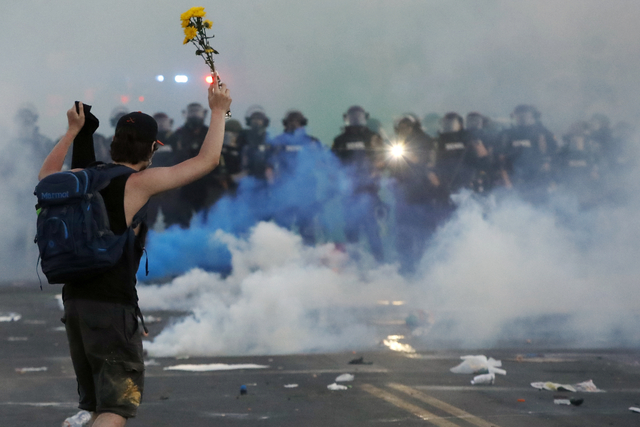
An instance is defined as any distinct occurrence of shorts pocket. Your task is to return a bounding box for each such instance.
[99,360,145,417]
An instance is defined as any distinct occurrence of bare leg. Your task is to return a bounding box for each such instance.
[91,412,126,427]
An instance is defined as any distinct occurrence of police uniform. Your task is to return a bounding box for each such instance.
[389,127,435,274]
[332,125,384,262]
[239,129,272,180]
[499,123,557,200]
[269,127,322,245]
[435,130,477,195]
[146,129,182,228]
[167,123,221,226]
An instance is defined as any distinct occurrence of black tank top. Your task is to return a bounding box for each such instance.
[62,172,147,306]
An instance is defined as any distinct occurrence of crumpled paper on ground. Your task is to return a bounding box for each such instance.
[531,379,604,392]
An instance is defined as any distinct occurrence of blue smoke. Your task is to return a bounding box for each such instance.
[140,144,351,280]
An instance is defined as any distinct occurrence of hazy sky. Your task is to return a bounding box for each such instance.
[1,0,640,143]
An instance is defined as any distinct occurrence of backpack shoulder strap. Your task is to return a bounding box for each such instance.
[89,164,137,192]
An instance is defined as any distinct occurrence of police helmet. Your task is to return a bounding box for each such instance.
[442,112,464,129]
[343,105,369,126]
[282,110,308,127]
[225,119,243,134]
[244,105,270,127]
[393,113,421,132]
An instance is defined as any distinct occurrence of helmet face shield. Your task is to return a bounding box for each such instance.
[245,105,270,129]
[344,106,368,126]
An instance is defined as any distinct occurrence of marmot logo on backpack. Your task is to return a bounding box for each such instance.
[40,191,69,200]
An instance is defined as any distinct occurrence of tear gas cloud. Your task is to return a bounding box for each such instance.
[1,1,640,353]
[138,138,640,356]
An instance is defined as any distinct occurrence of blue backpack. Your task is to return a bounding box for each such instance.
[34,164,145,285]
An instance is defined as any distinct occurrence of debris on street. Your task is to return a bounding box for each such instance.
[15,367,48,374]
[0,312,21,322]
[164,363,269,372]
[471,373,495,385]
[327,383,348,391]
[335,373,354,382]
[450,355,507,375]
[531,379,604,392]
[348,357,372,365]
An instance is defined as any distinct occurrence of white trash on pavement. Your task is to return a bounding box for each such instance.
[471,373,495,385]
[16,367,48,373]
[450,355,506,375]
[531,379,604,393]
[163,363,269,372]
[327,383,348,391]
[335,373,354,382]
[0,312,21,322]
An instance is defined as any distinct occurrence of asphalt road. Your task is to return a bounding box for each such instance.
[1,283,639,427]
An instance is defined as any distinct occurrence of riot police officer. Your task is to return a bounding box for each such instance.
[270,110,323,245]
[465,111,496,192]
[499,104,558,202]
[389,114,436,274]
[239,105,272,181]
[167,102,221,226]
[556,121,601,204]
[218,119,245,195]
[331,105,385,262]
[238,105,273,223]
[146,112,180,228]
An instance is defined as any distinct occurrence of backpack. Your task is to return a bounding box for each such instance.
[34,164,145,284]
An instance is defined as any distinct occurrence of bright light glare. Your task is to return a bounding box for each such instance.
[156,75,165,82]
[175,75,189,83]
[390,144,405,158]
[382,335,416,353]
[205,75,214,84]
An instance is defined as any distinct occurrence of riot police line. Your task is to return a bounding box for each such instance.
[10,102,637,276]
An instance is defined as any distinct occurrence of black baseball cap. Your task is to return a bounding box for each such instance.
[116,111,164,145]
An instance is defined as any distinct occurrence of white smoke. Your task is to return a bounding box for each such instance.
[139,222,411,356]
[139,172,640,356]
[414,190,640,347]
[0,125,42,281]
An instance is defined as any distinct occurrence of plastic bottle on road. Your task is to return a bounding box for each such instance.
[471,373,495,385]
[62,410,91,426]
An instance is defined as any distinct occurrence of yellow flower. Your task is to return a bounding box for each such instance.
[205,47,214,53]
[191,6,206,18]
[180,9,193,21]
[180,7,205,20]
[203,19,213,29]
[181,19,190,28]
[183,36,190,45]
[184,26,197,40]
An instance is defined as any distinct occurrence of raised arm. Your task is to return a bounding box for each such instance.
[127,76,232,198]
[38,103,86,180]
